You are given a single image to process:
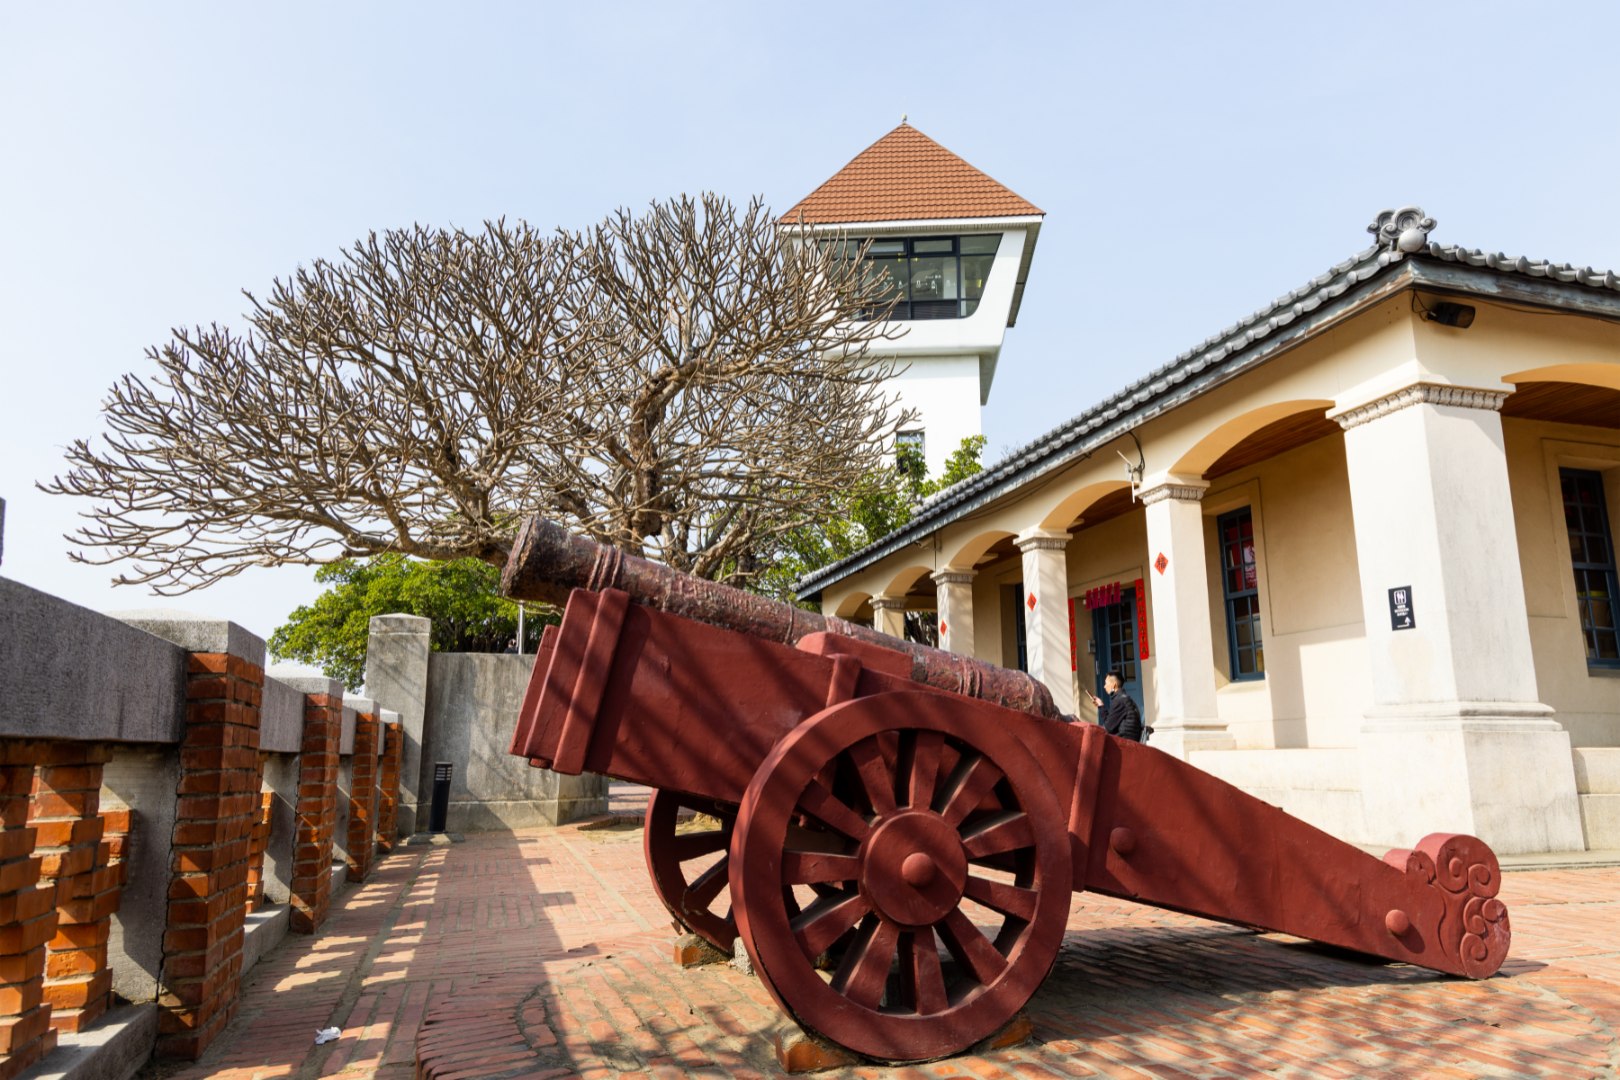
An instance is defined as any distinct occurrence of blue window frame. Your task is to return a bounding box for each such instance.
[1218,507,1264,680]
[1561,468,1620,668]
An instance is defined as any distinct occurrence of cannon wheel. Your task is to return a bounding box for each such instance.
[730,691,1072,1063]
[644,789,738,952]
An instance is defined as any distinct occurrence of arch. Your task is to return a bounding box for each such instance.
[1037,480,1132,532]
[833,591,872,619]
[1171,399,1336,477]
[944,529,1016,570]
[883,565,935,597]
[1505,362,1620,393]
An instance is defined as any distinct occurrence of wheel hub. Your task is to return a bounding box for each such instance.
[861,810,968,927]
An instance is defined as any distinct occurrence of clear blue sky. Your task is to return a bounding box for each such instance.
[4,1,1618,646]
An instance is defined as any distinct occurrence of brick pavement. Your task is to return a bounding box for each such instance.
[137,819,1620,1080]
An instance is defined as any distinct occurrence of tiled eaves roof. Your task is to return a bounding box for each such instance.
[782,123,1043,225]
[795,232,1620,600]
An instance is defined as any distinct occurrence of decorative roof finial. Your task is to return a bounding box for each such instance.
[901,113,908,124]
[1369,207,1436,254]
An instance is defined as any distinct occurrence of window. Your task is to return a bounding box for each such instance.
[1561,468,1620,668]
[896,429,925,463]
[844,234,1002,320]
[1218,507,1264,680]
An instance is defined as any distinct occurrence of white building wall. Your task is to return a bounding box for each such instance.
[890,354,983,475]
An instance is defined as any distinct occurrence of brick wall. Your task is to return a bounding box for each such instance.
[30,742,117,1033]
[345,711,380,883]
[376,720,402,854]
[157,652,265,1059]
[0,753,54,1080]
[289,691,339,935]
[246,786,273,913]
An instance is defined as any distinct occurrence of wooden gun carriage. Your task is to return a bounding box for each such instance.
[504,518,1511,1064]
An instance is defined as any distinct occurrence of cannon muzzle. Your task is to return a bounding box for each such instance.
[501,516,1067,721]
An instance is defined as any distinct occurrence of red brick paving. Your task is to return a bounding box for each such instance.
[138,820,1620,1079]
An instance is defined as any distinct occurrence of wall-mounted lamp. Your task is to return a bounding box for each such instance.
[1423,301,1476,329]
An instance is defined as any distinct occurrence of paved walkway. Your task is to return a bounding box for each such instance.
[138,821,1620,1080]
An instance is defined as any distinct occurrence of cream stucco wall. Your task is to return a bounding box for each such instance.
[817,293,1620,753]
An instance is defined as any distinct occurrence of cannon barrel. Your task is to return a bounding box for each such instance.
[501,515,1066,721]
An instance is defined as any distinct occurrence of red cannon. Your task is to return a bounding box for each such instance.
[504,518,1510,1064]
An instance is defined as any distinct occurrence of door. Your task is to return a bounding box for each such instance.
[1091,587,1143,714]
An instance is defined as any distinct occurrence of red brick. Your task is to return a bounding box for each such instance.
[56,888,120,924]
[48,919,109,950]
[31,765,103,794]
[30,818,102,849]
[47,994,107,1034]
[0,857,42,894]
[26,791,97,820]
[41,969,109,1011]
[0,885,56,925]
[0,977,42,1015]
[37,846,95,880]
[0,1003,50,1053]
[44,943,105,980]
[0,949,44,985]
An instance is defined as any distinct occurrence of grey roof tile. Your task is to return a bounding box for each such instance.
[797,215,1620,597]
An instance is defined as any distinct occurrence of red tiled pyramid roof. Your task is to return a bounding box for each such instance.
[782,124,1043,225]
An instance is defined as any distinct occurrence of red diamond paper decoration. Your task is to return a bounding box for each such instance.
[1154,552,1169,575]
[938,621,948,636]
[1026,592,1038,611]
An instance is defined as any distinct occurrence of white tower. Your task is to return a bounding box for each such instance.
[782,123,1043,476]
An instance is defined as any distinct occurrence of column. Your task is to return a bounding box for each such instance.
[276,678,341,935]
[868,596,908,641]
[931,570,977,658]
[114,614,269,1060]
[364,615,431,839]
[343,700,380,884]
[1139,478,1231,758]
[30,742,117,1033]
[1334,382,1583,853]
[1016,529,1077,716]
[0,753,56,1075]
[375,715,403,856]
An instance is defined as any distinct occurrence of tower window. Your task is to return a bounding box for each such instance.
[841,234,1002,320]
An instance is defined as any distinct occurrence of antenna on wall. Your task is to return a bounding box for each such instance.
[1119,431,1146,502]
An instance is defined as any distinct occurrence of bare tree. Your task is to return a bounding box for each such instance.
[45,195,910,593]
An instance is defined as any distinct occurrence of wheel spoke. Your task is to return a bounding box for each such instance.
[897,729,945,811]
[797,779,872,841]
[939,906,1008,986]
[792,890,872,959]
[962,873,1039,921]
[898,926,948,1015]
[667,828,727,862]
[939,753,1004,827]
[832,916,901,1010]
[961,811,1035,860]
[781,849,861,885]
[846,737,898,816]
[686,855,729,909]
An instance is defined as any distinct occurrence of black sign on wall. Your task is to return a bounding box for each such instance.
[1388,586,1415,631]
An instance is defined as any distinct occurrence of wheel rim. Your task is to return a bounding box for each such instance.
[731,692,1072,1063]
[644,789,737,952]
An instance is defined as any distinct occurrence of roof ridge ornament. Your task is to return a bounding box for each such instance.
[1369,206,1436,254]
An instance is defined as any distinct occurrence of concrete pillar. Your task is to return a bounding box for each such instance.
[932,570,977,658]
[1334,382,1583,853]
[364,615,431,838]
[1139,478,1230,758]
[868,596,908,641]
[1016,529,1076,716]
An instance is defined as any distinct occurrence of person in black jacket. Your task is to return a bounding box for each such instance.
[1088,669,1143,741]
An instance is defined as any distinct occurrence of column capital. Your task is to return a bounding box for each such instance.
[1015,528,1070,553]
[1137,478,1209,506]
[930,568,978,586]
[867,595,907,611]
[1330,382,1509,431]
